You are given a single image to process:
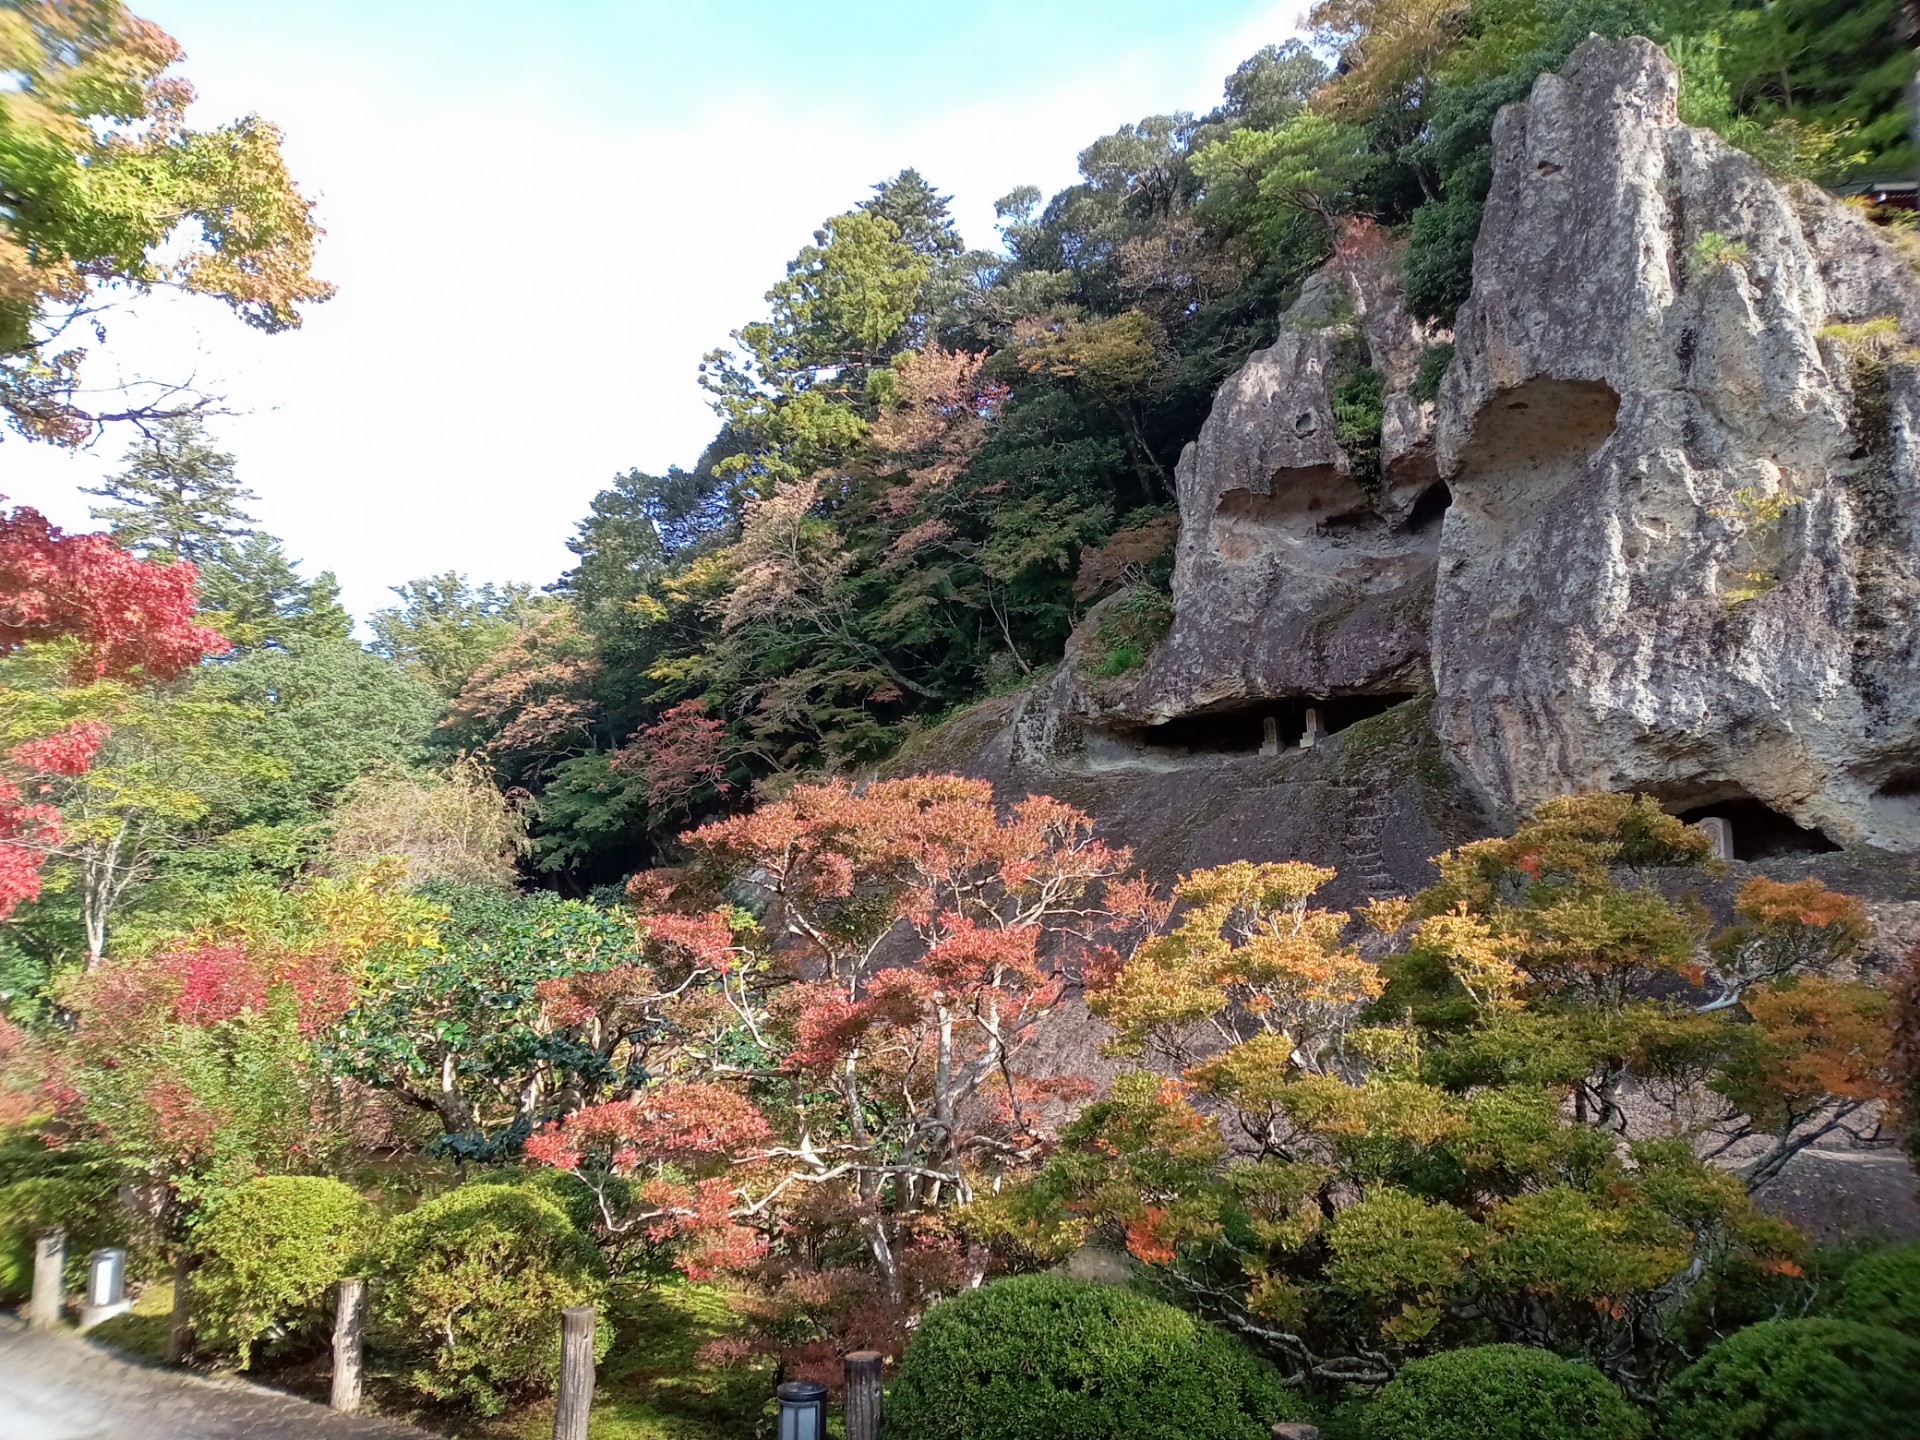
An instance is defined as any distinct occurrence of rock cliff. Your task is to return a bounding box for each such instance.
[1024,34,1920,858]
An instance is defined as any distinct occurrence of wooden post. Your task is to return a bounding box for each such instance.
[30,1227,64,1331]
[553,1305,595,1440]
[166,1251,192,1364]
[844,1350,885,1440]
[331,1277,366,1414]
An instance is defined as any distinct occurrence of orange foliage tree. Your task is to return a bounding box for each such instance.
[526,775,1144,1365]
[994,795,1891,1395]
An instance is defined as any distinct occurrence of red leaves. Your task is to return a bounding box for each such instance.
[1125,1207,1178,1266]
[0,721,109,919]
[529,1082,771,1173]
[0,499,225,681]
[0,504,224,919]
[7,719,106,776]
[923,914,1043,991]
[611,700,732,811]
[75,941,354,1055]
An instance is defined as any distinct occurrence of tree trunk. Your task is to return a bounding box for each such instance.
[167,1250,193,1363]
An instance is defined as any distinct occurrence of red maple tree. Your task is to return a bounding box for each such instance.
[527,775,1146,1359]
[0,498,226,918]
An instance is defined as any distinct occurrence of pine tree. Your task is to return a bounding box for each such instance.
[198,532,353,651]
[83,415,260,566]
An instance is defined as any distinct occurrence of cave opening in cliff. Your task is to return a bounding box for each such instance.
[1406,481,1452,531]
[1127,692,1419,756]
[1675,796,1842,860]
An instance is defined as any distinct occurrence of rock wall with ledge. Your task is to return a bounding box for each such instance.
[1431,34,1920,851]
[1027,34,1920,855]
[1022,227,1451,759]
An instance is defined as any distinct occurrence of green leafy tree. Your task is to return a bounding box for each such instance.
[326,885,649,1158]
[0,1,332,444]
[368,573,553,697]
[700,206,930,490]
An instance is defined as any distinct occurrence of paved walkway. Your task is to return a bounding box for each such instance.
[0,1319,431,1440]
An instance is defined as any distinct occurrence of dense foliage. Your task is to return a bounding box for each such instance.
[0,4,1915,1435]
[367,1186,609,1414]
[970,797,1883,1395]
[1656,1319,1920,1440]
[1826,1241,1920,1336]
[192,1175,372,1366]
[883,1274,1309,1440]
[382,0,1918,889]
[1360,1345,1645,1440]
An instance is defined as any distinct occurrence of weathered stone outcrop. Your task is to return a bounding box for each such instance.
[1019,231,1451,761]
[1027,34,1920,854]
[1431,34,1920,850]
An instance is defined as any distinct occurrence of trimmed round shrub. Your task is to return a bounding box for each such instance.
[1363,1345,1645,1440]
[195,1175,373,1366]
[1659,1318,1920,1440]
[1827,1241,1920,1336]
[368,1185,608,1414]
[883,1273,1309,1440]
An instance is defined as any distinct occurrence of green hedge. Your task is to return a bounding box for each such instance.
[1827,1242,1920,1336]
[883,1274,1309,1440]
[194,1175,372,1366]
[368,1185,608,1414]
[1362,1344,1645,1440]
[1659,1318,1920,1440]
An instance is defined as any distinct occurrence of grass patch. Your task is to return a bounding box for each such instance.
[88,1275,177,1363]
[484,1281,775,1440]
[1083,587,1172,680]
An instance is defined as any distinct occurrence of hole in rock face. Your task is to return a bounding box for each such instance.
[1406,481,1452,532]
[1675,796,1841,860]
[1870,770,1920,828]
[1126,693,1419,756]
[1452,378,1622,545]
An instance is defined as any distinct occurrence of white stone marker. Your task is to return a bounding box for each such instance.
[1694,816,1734,861]
[1300,707,1322,749]
[79,1247,130,1328]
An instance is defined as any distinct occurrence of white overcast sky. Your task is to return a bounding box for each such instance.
[5,0,1308,620]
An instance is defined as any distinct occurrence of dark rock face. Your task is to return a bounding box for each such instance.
[1029,35,1920,855]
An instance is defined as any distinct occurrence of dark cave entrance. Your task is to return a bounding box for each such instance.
[1675,796,1842,860]
[1406,481,1452,532]
[1128,692,1420,756]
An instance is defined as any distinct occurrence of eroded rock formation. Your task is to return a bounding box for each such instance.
[1028,35,1920,854]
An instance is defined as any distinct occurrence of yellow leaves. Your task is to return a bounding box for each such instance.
[1410,904,1522,1010]
[1175,858,1336,916]
[1359,895,1411,933]
[1185,1030,1297,1105]
[1087,932,1222,1055]
[1095,859,1376,1068]
[1012,310,1168,408]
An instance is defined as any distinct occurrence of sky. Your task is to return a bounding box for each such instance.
[6,0,1309,621]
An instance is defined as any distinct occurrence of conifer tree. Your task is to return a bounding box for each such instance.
[84,416,259,567]
[198,533,352,651]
